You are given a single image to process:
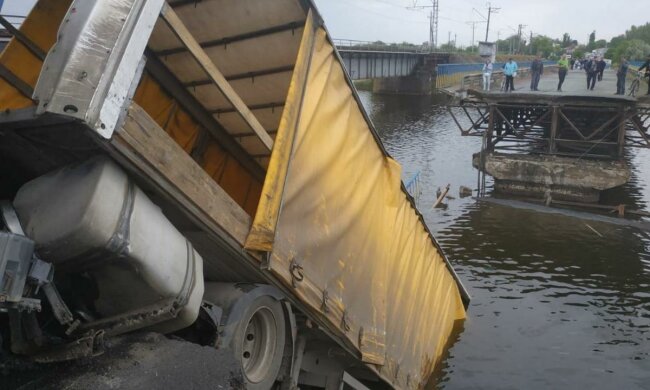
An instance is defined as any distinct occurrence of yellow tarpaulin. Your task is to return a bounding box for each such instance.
[247,26,467,389]
[0,0,72,110]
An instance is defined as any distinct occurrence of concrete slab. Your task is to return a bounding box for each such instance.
[473,152,631,202]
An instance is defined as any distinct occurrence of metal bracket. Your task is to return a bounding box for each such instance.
[1,201,26,235]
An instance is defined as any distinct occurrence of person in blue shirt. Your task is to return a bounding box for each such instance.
[503,58,518,92]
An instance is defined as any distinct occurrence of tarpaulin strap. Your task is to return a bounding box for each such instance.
[358,326,364,348]
[0,15,46,61]
[320,290,330,313]
[341,310,351,333]
[289,259,304,288]
[0,63,35,99]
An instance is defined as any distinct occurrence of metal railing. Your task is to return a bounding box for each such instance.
[404,171,422,205]
[333,39,429,54]
[435,61,555,89]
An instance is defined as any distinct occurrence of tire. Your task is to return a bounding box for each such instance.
[231,296,286,390]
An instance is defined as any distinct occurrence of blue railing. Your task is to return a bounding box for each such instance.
[436,61,556,76]
[404,171,421,205]
[630,60,645,68]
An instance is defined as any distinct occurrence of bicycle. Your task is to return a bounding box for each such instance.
[628,71,643,97]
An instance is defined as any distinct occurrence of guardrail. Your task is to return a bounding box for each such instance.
[333,39,430,54]
[435,61,556,90]
[460,65,560,91]
[404,170,422,205]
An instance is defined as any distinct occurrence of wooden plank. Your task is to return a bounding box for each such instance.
[160,3,274,151]
[114,103,251,246]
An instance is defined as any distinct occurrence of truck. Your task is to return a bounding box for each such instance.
[0,1,469,389]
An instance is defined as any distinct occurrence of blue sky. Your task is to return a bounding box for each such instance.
[1,0,648,48]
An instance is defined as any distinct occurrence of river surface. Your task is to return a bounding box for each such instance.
[357,91,650,389]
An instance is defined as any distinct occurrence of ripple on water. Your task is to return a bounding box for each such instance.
[357,91,650,389]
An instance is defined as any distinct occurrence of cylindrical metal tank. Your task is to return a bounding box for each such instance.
[13,157,204,333]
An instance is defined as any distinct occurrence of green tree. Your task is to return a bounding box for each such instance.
[529,35,554,57]
[610,39,650,61]
[586,31,597,51]
[573,47,586,59]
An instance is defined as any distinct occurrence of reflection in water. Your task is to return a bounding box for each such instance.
[357,91,650,389]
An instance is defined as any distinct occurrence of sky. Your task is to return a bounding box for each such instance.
[1,0,648,48]
[312,0,650,47]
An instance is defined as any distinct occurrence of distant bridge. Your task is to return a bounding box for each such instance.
[334,39,448,81]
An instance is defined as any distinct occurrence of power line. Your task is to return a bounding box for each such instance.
[408,0,439,50]
[466,20,486,49]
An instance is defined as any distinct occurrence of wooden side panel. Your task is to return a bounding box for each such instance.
[113,103,251,246]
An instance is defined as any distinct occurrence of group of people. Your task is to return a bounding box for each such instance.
[480,54,650,95]
[482,58,519,92]
[481,56,545,92]
[553,54,607,92]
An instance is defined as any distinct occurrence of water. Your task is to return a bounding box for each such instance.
[357,91,650,389]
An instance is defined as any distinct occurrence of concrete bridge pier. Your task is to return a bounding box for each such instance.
[372,71,432,95]
[337,45,449,95]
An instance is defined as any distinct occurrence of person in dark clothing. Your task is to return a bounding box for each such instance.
[597,57,607,81]
[585,58,598,90]
[530,55,543,91]
[616,57,629,95]
[639,55,650,95]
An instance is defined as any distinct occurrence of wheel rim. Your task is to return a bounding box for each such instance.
[241,306,278,384]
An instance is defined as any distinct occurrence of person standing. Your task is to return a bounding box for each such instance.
[530,55,544,91]
[482,58,493,91]
[616,57,629,95]
[503,58,518,92]
[557,55,569,92]
[585,57,598,90]
[597,57,606,81]
[639,55,650,95]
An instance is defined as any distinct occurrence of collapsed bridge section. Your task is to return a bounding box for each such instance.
[449,91,650,202]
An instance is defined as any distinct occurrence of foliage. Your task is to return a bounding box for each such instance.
[606,23,650,62]
[529,35,555,57]
[572,47,586,59]
[609,39,650,61]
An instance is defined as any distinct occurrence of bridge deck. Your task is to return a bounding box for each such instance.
[449,68,650,162]
[503,69,632,97]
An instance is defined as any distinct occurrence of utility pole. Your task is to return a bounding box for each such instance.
[529,31,533,54]
[516,24,526,53]
[496,30,501,53]
[448,31,451,47]
[485,2,500,41]
[466,20,486,51]
[409,0,439,50]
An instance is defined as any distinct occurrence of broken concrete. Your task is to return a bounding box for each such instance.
[473,152,630,202]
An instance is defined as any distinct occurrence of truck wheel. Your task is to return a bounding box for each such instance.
[232,296,286,389]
